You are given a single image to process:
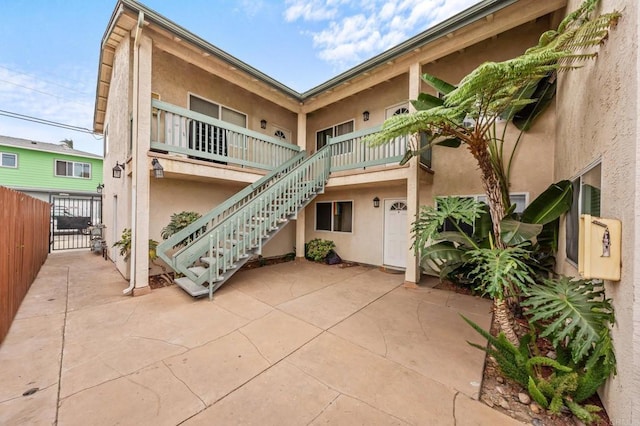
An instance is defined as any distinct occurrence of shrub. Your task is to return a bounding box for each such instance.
[161,211,205,248]
[305,238,335,262]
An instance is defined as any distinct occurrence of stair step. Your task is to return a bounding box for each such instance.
[200,256,218,266]
[188,266,209,277]
[175,277,209,297]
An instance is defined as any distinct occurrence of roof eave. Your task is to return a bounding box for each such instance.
[121,0,301,98]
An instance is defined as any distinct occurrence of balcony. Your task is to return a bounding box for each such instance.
[150,100,431,175]
[151,100,301,171]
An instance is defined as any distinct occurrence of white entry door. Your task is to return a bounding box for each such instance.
[383,199,408,268]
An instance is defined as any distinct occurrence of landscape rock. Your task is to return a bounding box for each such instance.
[530,402,541,414]
[481,396,494,408]
[498,397,510,410]
[518,392,531,405]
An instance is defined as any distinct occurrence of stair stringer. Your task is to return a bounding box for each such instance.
[172,146,331,298]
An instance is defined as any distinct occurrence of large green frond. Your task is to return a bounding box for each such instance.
[522,276,615,364]
[465,246,536,299]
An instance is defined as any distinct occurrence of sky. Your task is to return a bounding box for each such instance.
[0,0,480,156]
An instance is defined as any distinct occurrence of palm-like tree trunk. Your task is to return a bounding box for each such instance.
[469,139,520,345]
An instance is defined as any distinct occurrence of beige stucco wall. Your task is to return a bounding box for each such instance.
[554,1,638,424]
[151,49,298,144]
[102,34,133,278]
[304,184,405,265]
[306,74,409,152]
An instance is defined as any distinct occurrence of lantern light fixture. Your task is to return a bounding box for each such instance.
[151,158,164,178]
[112,162,125,179]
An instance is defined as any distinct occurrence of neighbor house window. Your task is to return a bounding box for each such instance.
[316,120,354,151]
[55,160,91,178]
[316,201,353,232]
[566,163,601,264]
[1,152,17,168]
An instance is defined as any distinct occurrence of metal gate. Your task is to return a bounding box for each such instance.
[50,194,102,251]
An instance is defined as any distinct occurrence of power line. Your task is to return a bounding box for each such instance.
[0,64,92,97]
[0,78,93,107]
[0,109,100,136]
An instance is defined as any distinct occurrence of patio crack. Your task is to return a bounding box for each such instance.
[416,300,431,342]
[237,329,272,365]
[162,360,206,409]
[286,360,407,425]
[54,266,71,425]
[306,393,340,425]
[0,382,57,404]
[128,335,190,351]
[452,391,460,425]
[125,376,162,416]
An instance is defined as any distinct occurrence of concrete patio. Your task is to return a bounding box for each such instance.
[0,251,523,425]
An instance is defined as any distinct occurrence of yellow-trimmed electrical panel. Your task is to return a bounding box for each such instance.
[578,214,621,281]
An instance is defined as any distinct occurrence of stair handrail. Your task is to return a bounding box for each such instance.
[172,145,331,283]
[157,150,307,267]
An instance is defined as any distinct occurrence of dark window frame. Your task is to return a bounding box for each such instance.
[315,200,354,233]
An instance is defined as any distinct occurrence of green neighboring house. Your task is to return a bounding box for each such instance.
[0,135,103,201]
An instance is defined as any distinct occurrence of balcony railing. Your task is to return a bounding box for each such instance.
[328,126,432,171]
[151,100,301,171]
[328,125,408,171]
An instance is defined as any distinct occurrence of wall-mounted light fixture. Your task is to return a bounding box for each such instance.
[112,162,125,179]
[96,183,104,194]
[363,111,370,122]
[373,197,380,208]
[151,158,164,178]
[260,119,267,129]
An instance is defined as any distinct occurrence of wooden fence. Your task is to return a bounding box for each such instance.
[0,187,50,344]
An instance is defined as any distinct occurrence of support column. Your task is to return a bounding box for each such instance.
[131,33,153,296]
[405,62,421,285]
[296,112,307,259]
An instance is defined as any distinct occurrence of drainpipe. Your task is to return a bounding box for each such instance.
[123,11,145,295]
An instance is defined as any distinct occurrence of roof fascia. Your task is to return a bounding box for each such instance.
[0,143,102,160]
[120,0,301,99]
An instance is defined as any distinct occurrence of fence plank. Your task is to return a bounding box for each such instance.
[0,187,49,343]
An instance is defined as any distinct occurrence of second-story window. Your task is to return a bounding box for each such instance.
[385,102,410,119]
[1,152,17,168]
[55,160,91,179]
[316,120,354,151]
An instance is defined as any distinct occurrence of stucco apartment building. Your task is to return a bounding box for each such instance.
[94,0,638,423]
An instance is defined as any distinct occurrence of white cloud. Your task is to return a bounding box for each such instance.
[284,0,480,71]
[284,0,341,22]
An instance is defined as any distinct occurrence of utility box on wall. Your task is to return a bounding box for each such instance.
[578,214,621,281]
